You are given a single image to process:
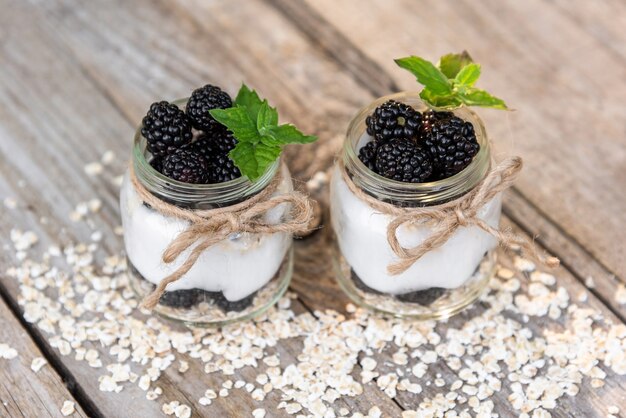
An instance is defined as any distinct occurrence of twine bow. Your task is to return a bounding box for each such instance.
[130,163,313,309]
[341,156,559,275]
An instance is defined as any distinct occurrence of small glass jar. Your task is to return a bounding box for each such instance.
[330,92,500,320]
[120,100,293,327]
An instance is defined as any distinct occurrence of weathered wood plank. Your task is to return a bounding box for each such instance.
[0,297,88,418]
[270,0,626,286]
[0,0,402,415]
[1,0,625,416]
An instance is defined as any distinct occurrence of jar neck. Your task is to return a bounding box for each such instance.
[342,92,491,207]
[132,98,278,210]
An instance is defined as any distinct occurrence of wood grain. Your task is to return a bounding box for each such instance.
[272,0,626,284]
[0,298,88,418]
[0,0,399,416]
[0,0,625,416]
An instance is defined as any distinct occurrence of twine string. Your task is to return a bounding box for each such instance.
[129,163,313,309]
[340,156,559,275]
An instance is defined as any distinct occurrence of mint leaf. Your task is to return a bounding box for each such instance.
[229,140,281,181]
[257,102,278,133]
[211,84,317,181]
[396,52,508,110]
[235,84,264,122]
[438,51,473,78]
[419,88,462,109]
[209,107,258,142]
[267,124,317,144]
[457,88,508,109]
[454,63,481,87]
[395,56,452,95]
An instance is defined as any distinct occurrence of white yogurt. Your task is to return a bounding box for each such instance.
[120,166,292,302]
[330,165,501,294]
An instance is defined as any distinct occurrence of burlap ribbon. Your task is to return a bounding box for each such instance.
[129,163,313,309]
[340,156,559,275]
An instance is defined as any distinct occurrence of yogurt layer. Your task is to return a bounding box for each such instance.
[330,165,501,294]
[120,166,292,301]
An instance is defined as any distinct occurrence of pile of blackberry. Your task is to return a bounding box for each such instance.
[359,100,479,182]
[141,84,240,184]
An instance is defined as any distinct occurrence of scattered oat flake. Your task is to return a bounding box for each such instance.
[60,400,75,416]
[3,197,17,209]
[101,150,116,165]
[174,404,191,418]
[252,409,266,418]
[615,284,626,305]
[84,161,103,176]
[31,357,47,372]
[0,343,18,359]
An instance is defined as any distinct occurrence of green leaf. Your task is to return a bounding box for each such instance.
[419,88,462,109]
[209,107,258,142]
[234,83,264,123]
[229,140,281,181]
[267,124,317,144]
[256,101,279,133]
[395,56,452,95]
[214,84,317,181]
[457,88,508,109]
[438,51,474,78]
[454,63,481,87]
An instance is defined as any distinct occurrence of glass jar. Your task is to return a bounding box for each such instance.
[330,92,500,320]
[120,100,293,327]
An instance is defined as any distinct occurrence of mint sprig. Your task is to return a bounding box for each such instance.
[209,84,317,181]
[394,52,508,110]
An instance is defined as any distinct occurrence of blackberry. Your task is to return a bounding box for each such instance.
[161,147,209,184]
[423,116,479,178]
[159,289,202,309]
[149,157,163,173]
[141,101,193,157]
[420,110,454,139]
[206,154,241,183]
[375,139,433,183]
[185,84,232,133]
[366,100,423,142]
[191,131,237,158]
[357,140,379,171]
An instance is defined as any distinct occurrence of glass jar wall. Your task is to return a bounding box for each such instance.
[330,92,500,320]
[120,100,293,327]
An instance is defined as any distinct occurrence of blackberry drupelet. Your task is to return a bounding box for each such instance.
[149,157,163,173]
[357,140,379,171]
[423,116,479,178]
[141,101,193,157]
[420,110,454,140]
[375,139,433,183]
[185,84,232,133]
[366,100,423,142]
[161,147,209,184]
[192,131,237,157]
[206,154,241,183]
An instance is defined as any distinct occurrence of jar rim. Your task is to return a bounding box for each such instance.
[343,92,491,205]
[132,98,279,206]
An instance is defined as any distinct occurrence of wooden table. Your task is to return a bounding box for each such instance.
[0,0,624,417]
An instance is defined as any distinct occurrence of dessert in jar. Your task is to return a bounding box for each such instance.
[331,52,524,319]
[120,84,316,326]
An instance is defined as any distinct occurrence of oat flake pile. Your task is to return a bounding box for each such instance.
[3,160,626,418]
